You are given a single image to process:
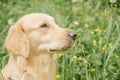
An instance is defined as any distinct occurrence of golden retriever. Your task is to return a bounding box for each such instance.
[1,13,76,80]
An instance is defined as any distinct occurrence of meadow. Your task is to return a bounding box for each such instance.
[0,0,120,80]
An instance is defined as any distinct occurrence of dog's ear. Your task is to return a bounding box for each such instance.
[5,24,29,58]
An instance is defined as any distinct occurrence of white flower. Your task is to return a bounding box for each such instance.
[71,0,78,3]
[84,60,87,64]
[73,21,79,26]
[8,18,14,25]
[109,0,117,3]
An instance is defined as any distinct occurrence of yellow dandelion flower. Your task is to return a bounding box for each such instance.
[102,45,106,51]
[99,30,101,33]
[113,3,117,8]
[58,53,63,57]
[93,40,97,46]
[56,74,60,79]
[102,47,105,51]
[94,29,99,32]
[72,56,77,61]
[115,55,119,59]
[91,31,94,35]
[108,43,112,48]
[73,56,77,59]
[91,68,95,72]
[94,29,101,33]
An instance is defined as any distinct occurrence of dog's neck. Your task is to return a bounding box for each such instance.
[23,48,56,79]
[7,51,55,80]
[26,47,54,67]
[27,50,53,66]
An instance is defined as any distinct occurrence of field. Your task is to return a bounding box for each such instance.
[0,0,120,80]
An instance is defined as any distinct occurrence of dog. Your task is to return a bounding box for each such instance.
[1,13,76,80]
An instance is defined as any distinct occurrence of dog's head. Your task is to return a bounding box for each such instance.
[5,13,76,57]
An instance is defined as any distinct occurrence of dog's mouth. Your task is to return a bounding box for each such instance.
[47,39,75,53]
[48,45,72,52]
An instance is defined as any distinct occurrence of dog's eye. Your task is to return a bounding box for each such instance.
[41,24,48,28]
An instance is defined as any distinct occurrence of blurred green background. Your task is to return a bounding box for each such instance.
[0,0,120,80]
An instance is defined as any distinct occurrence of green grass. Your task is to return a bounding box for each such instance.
[0,0,120,80]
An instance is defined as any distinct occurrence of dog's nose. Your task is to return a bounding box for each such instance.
[68,31,77,40]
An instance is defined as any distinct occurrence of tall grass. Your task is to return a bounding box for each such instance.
[0,0,120,80]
